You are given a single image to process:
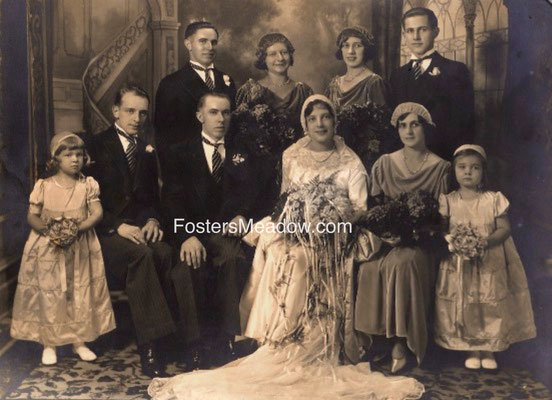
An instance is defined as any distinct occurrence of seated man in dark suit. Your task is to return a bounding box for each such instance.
[87,85,200,377]
[163,92,251,366]
[389,7,475,160]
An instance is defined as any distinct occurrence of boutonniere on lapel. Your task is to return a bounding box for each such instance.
[429,67,441,76]
[223,74,232,87]
[145,144,155,153]
[232,153,245,165]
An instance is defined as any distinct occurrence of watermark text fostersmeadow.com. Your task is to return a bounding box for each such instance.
[173,218,352,235]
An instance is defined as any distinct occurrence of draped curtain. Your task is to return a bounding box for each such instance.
[371,0,405,80]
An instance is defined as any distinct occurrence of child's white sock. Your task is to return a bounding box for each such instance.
[464,350,481,369]
[72,342,97,361]
[42,346,57,365]
[481,351,497,369]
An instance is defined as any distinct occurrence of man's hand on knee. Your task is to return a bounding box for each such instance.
[142,219,164,243]
[180,236,207,269]
[117,223,146,245]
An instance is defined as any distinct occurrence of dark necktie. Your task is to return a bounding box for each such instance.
[190,63,215,90]
[202,136,224,183]
[116,126,137,175]
[411,55,433,80]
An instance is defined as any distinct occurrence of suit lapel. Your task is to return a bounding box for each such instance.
[132,137,148,190]
[104,127,131,187]
[181,63,209,101]
[213,69,225,91]
[191,136,215,183]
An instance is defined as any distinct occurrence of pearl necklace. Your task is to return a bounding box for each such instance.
[403,150,429,175]
[342,67,367,83]
[308,148,336,163]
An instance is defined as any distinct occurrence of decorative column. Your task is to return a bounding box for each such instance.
[462,0,477,78]
[148,0,180,101]
[26,0,52,184]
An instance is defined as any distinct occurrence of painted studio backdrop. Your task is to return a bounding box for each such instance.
[0,0,551,389]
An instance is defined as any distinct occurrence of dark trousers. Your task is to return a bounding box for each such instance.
[190,234,252,343]
[99,234,199,345]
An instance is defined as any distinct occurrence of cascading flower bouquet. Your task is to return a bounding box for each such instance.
[359,189,440,245]
[445,223,486,262]
[46,216,79,247]
[270,174,355,355]
[336,102,397,172]
[272,173,354,248]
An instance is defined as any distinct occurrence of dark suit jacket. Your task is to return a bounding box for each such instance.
[154,63,237,158]
[220,142,281,224]
[86,126,161,235]
[162,136,224,246]
[389,52,475,160]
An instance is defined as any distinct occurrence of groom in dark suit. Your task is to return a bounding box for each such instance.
[154,21,237,167]
[87,85,200,377]
[162,92,251,366]
[389,7,475,160]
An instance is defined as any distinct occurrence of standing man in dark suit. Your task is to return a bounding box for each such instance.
[87,85,200,377]
[154,21,237,167]
[389,7,475,160]
[163,92,250,366]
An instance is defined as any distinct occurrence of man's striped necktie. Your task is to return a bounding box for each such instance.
[190,63,215,90]
[411,55,433,80]
[202,136,223,183]
[116,127,137,176]
[412,60,423,80]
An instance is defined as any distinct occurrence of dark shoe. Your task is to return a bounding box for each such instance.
[185,347,209,371]
[139,342,170,378]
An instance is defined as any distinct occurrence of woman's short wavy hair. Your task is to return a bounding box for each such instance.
[254,33,295,70]
[335,26,376,63]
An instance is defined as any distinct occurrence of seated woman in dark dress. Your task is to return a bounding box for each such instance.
[355,102,450,374]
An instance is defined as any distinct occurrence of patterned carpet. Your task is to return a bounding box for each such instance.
[1,309,551,400]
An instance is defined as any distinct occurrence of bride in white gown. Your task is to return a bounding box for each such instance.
[148,95,424,400]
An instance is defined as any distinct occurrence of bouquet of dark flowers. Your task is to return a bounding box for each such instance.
[359,190,440,245]
[445,223,486,261]
[46,216,79,247]
[336,102,397,172]
[227,102,301,157]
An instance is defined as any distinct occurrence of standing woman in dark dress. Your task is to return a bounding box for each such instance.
[221,33,313,224]
[325,26,387,110]
[236,33,313,119]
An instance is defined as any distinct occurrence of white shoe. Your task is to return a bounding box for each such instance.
[481,351,497,369]
[464,351,481,369]
[73,343,97,361]
[42,346,57,365]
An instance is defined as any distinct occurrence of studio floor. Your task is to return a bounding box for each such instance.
[1,302,551,400]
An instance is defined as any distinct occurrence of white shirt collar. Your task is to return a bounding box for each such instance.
[190,60,215,70]
[409,49,436,61]
[201,131,224,145]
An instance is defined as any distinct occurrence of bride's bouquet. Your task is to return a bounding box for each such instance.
[359,190,440,245]
[272,173,354,248]
[228,102,300,157]
[46,216,79,247]
[336,102,396,171]
[445,223,486,261]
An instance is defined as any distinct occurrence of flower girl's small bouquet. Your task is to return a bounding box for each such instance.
[46,216,79,248]
[445,223,486,261]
